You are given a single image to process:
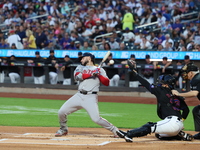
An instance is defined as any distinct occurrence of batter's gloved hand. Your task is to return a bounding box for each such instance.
[91,68,100,77]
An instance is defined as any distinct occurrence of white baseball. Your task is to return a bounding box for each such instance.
[109,60,114,64]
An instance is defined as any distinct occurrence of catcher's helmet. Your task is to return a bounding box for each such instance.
[157,74,176,89]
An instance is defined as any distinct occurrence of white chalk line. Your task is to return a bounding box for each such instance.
[0,132,119,146]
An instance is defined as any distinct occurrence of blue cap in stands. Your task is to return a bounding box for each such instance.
[35,51,40,55]
[134,29,139,33]
[82,52,95,59]
[125,27,129,31]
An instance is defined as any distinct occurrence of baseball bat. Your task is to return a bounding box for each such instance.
[98,51,111,68]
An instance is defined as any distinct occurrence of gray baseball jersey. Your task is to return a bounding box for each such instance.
[57,65,118,136]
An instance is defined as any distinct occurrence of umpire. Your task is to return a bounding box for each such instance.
[172,63,200,139]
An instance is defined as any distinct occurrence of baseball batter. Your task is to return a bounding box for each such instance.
[55,52,119,137]
[117,60,193,142]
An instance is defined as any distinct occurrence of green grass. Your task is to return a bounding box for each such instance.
[0,97,195,130]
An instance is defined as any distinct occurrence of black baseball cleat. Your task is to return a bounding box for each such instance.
[116,130,133,142]
[124,135,133,142]
[116,130,127,138]
[193,132,200,139]
[178,131,193,141]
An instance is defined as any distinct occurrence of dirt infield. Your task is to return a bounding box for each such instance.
[0,92,200,150]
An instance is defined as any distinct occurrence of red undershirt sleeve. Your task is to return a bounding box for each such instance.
[98,75,109,86]
[82,73,91,79]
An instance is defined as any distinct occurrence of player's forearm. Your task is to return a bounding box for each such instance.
[98,75,109,86]
[178,91,199,97]
[136,74,151,91]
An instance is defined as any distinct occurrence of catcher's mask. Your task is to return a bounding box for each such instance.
[180,63,199,80]
[157,74,176,89]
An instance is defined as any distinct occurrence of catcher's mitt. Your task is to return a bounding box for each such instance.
[127,59,136,70]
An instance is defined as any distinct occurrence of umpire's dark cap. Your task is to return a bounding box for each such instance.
[184,55,190,60]
[35,51,40,55]
[145,54,150,59]
[82,52,95,59]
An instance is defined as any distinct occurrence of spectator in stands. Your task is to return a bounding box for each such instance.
[7,30,23,49]
[90,27,103,42]
[122,27,135,42]
[119,42,127,50]
[11,43,17,49]
[59,32,72,49]
[141,54,154,84]
[0,39,9,49]
[186,40,195,51]
[157,12,166,27]
[140,36,152,50]
[80,41,92,50]
[44,40,55,50]
[81,26,92,41]
[60,55,73,85]
[92,44,99,50]
[26,29,36,49]
[161,42,173,51]
[161,19,172,33]
[99,40,111,50]
[35,26,48,49]
[104,53,120,87]
[16,25,26,44]
[161,34,174,48]
[8,55,20,84]
[74,41,81,50]
[109,37,120,50]
[172,18,183,33]
[27,51,44,84]
[151,38,159,50]
[44,50,59,85]
[153,56,172,75]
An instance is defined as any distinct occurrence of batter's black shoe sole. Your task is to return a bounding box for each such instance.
[116,130,127,138]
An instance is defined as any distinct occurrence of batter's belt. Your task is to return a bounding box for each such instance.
[79,91,98,95]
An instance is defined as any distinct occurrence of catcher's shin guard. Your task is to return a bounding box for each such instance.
[178,130,193,141]
[127,122,155,138]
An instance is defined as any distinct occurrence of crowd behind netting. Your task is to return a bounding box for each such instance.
[0,0,199,51]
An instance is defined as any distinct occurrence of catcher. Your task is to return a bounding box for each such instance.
[117,60,193,142]
[172,63,200,139]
